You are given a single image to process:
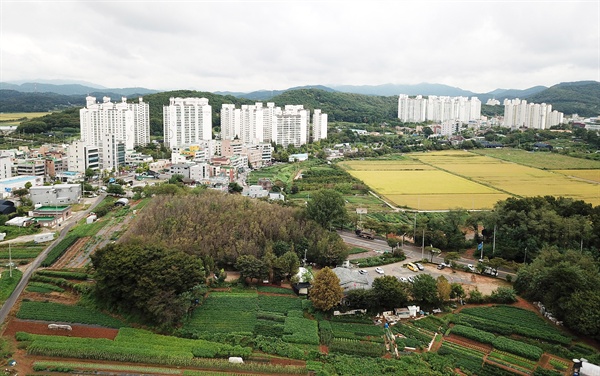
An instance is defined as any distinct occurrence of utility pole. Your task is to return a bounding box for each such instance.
[413,212,417,243]
[421,228,425,260]
[492,224,496,255]
[9,243,12,278]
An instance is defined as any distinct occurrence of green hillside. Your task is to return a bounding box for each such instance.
[526,81,600,117]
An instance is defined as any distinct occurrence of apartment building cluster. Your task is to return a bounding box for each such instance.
[502,99,564,129]
[220,102,327,148]
[397,94,482,124]
[78,96,151,172]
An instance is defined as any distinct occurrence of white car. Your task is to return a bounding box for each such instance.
[398,276,408,283]
[415,262,424,271]
[467,264,476,272]
[358,269,368,275]
[375,267,385,275]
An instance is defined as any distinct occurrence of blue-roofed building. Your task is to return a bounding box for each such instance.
[0,176,43,199]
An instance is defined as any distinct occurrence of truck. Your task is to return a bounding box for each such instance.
[355,229,375,240]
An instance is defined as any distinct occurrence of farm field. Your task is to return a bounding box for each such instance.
[0,112,51,125]
[6,266,600,376]
[554,169,600,183]
[339,150,600,210]
[473,148,600,170]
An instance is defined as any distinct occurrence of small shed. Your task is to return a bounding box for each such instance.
[34,233,55,243]
[115,198,129,206]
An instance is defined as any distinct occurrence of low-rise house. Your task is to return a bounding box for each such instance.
[332,267,372,293]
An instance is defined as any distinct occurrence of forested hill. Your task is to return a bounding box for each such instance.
[526,81,600,117]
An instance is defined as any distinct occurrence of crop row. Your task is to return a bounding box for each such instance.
[438,342,484,374]
[41,234,78,267]
[16,301,127,328]
[392,323,433,347]
[115,328,252,358]
[412,315,447,333]
[36,269,89,280]
[318,320,333,346]
[283,317,319,345]
[33,361,181,375]
[26,282,65,293]
[253,320,284,338]
[329,314,372,324]
[257,295,302,314]
[492,336,543,361]
[256,286,295,295]
[0,269,23,303]
[488,350,537,371]
[329,338,385,357]
[330,321,383,338]
[460,306,570,344]
[451,324,496,344]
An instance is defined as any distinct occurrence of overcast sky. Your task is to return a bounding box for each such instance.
[1,1,598,93]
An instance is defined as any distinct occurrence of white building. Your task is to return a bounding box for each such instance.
[312,109,328,141]
[67,141,100,173]
[221,103,323,148]
[503,99,563,129]
[0,156,12,180]
[29,184,82,206]
[275,105,308,148]
[163,97,212,149]
[398,94,481,123]
[80,96,150,150]
[0,176,43,198]
[99,134,126,172]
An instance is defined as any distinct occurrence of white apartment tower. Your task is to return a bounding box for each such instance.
[312,109,328,141]
[503,99,563,129]
[220,104,241,141]
[262,102,277,142]
[275,105,308,148]
[163,97,212,149]
[398,94,481,123]
[80,96,150,150]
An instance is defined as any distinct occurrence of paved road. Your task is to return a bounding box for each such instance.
[338,229,514,280]
[0,194,105,325]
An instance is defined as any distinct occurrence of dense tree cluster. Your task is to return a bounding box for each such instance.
[121,190,348,267]
[482,196,600,262]
[515,249,600,339]
[91,242,205,327]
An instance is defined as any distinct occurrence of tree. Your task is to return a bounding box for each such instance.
[450,283,465,300]
[345,289,374,310]
[228,182,243,194]
[106,184,124,195]
[276,251,300,280]
[436,276,451,302]
[489,287,517,304]
[235,255,268,283]
[306,189,346,230]
[310,267,344,311]
[91,242,205,327]
[386,236,399,252]
[24,182,32,190]
[372,275,409,310]
[411,274,439,307]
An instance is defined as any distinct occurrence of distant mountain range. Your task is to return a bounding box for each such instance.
[1,80,598,116]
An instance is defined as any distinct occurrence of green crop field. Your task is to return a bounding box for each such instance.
[339,150,600,210]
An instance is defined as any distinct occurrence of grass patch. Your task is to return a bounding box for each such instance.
[0,269,23,303]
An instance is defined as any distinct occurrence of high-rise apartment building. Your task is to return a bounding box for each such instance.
[503,99,563,129]
[312,109,328,141]
[80,96,150,150]
[398,94,481,123]
[220,103,321,148]
[163,97,212,148]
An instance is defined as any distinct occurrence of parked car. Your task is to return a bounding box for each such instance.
[375,267,385,274]
[467,264,476,272]
[407,276,415,283]
[437,264,445,270]
[415,262,424,271]
[407,263,418,272]
[358,269,368,275]
[398,276,408,283]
